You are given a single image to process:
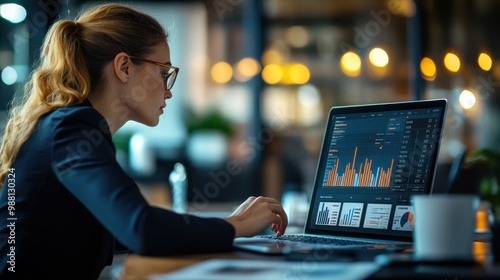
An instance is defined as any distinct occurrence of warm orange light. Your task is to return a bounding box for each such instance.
[262,49,283,65]
[478,53,492,71]
[368,64,388,79]
[476,208,490,231]
[262,64,283,84]
[211,62,232,84]
[340,51,361,77]
[280,65,293,84]
[237,58,261,77]
[420,57,436,81]
[388,0,416,17]
[444,52,460,72]
[289,64,310,84]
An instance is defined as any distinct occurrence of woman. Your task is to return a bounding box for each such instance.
[0,4,287,279]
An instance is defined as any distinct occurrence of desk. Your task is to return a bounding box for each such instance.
[118,241,500,280]
[120,251,279,279]
[115,206,498,279]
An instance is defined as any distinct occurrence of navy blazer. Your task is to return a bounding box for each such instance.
[0,100,235,279]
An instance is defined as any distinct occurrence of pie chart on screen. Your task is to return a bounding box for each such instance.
[400,211,415,229]
[392,206,414,231]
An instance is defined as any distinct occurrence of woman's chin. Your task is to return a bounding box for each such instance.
[139,118,160,127]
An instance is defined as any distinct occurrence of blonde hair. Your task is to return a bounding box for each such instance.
[0,4,167,184]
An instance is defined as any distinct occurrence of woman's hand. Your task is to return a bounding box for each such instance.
[224,196,288,237]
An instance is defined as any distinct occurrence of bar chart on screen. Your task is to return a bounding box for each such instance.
[315,202,341,226]
[339,202,363,227]
[323,147,395,188]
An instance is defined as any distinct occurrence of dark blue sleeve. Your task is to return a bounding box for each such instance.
[49,108,235,256]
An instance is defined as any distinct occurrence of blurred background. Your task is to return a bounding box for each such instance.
[1,0,499,209]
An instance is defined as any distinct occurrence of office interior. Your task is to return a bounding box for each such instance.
[1,0,499,214]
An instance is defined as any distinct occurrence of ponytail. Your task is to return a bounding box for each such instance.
[37,20,91,105]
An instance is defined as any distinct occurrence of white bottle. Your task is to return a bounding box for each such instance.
[169,163,188,213]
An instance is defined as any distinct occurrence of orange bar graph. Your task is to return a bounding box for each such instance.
[324,147,394,187]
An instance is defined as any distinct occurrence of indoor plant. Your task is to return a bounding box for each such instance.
[467,149,500,221]
[467,148,500,262]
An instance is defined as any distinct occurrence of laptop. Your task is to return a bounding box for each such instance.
[234,99,448,255]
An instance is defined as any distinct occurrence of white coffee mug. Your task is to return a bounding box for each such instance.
[412,194,480,261]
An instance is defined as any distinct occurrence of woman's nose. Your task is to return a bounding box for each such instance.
[165,90,172,99]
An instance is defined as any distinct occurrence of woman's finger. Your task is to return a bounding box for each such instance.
[262,203,288,234]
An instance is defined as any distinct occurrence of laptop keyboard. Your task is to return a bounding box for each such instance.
[257,234,377,246]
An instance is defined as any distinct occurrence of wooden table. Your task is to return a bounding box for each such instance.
[118,241,497,280]
[116,208,497,279]
[119,251,281,280]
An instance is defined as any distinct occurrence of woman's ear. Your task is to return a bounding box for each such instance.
[113,52,130,83]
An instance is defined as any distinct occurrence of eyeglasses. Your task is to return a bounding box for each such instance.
[129,56,179,91]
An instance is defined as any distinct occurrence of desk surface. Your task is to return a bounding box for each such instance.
[120,251,277,279]
[117,206,497,279]
[118,241,500,280]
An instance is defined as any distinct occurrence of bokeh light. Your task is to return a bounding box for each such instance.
[285,25,310,48]
[289,64,310,84]
[459,89,476,110]
[298,84,320,108]
[340,51,361,77]
[262,64,283,84]
[369,48,389,67]
[0,3,26,24]
[1,66,17,85]
[478,53,492,71]
[237,58,260,77]
[262,49,283,65]
[444,52,460,72]
[211,62,232,84]
[420,57,436,81]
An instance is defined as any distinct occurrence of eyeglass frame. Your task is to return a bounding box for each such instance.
[129,56,179,91]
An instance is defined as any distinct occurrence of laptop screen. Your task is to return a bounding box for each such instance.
[305,99,447,242]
